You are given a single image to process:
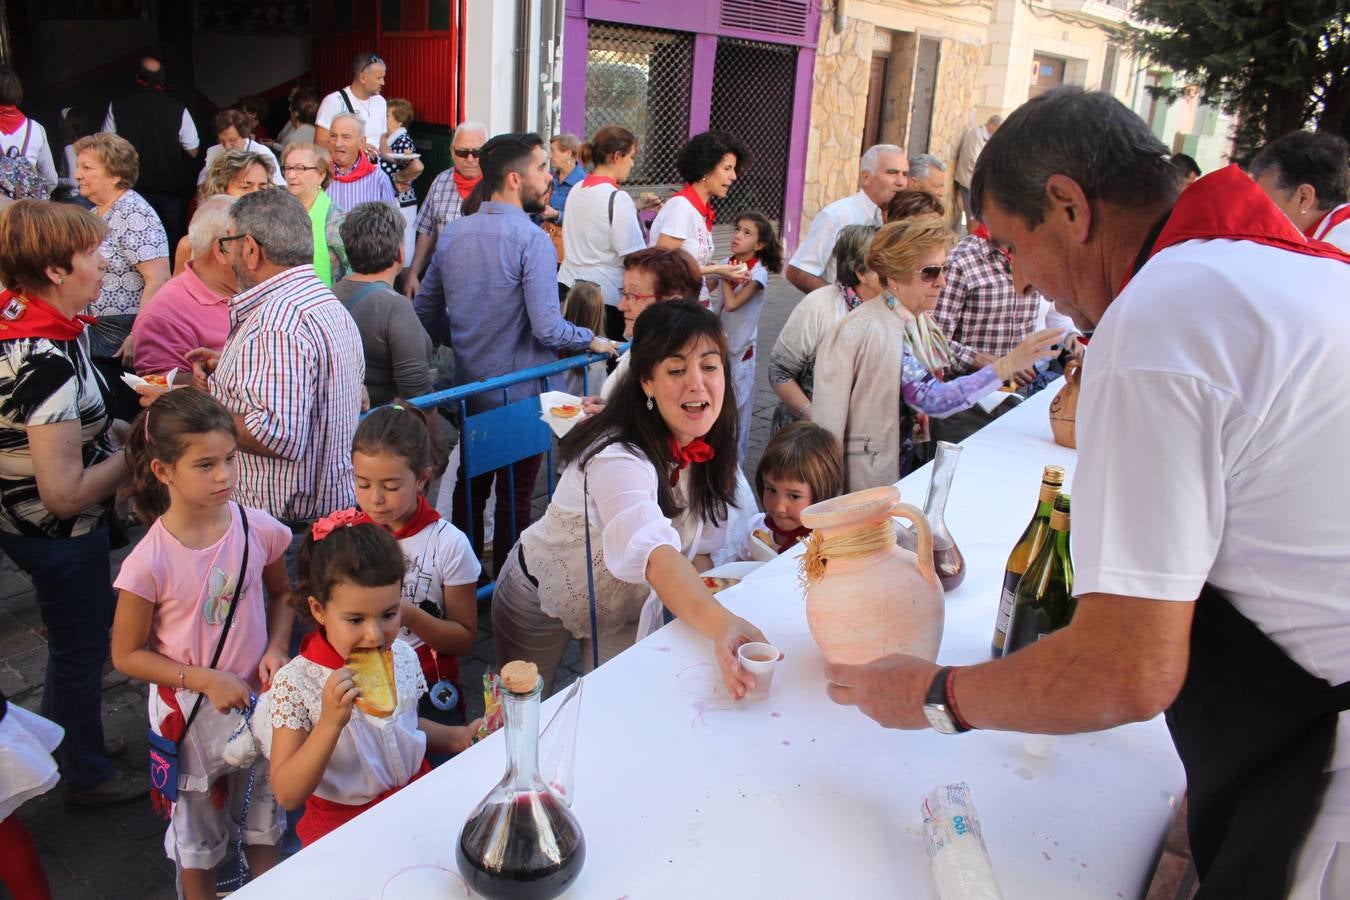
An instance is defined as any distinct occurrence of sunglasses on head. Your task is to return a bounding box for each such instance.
[918,264,950,284]
[360,54,384,72]
[453,147,482,159]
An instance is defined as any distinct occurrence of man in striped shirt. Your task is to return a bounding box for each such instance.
[187,189,365,567]
[325,112,397,213]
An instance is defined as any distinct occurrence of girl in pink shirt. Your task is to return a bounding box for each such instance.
[110,388,295,900]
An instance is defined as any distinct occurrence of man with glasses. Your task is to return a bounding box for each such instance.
[316,51,387,152]
[402,120,487,298]
[185,189,364,572]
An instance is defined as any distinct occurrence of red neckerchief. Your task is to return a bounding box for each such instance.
[969,223,1012,263]
[668,434,715,486]
[673,184,715,230]
[1306,204,1350,242]
[0,106,25,136]
[0,291,96,340]
[1123,164,1350,292]
[389,494,440,540]
[582,174,617,188]
[452,170,481,200]
[299,630,347,668]
[135,77,165,93]
[331,153,377,184]
[768,521,811,554]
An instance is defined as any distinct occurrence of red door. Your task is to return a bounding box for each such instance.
[311,0,467,127]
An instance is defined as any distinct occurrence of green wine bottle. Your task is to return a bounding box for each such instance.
[1004,494,1075,655]
[990,465,1065,657]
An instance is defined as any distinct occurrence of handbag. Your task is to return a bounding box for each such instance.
[148,504,251,803]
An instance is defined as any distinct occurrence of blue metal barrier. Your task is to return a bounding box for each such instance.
[401,345,628,603]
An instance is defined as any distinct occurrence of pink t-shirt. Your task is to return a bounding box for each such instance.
[131,261,231,376]
[114,504,291,689]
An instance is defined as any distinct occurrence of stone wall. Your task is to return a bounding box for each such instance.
[801,15,875,228]
[930,38,986,226]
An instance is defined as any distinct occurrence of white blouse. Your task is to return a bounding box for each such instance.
[520,442,728,638]
[264,639,427,805]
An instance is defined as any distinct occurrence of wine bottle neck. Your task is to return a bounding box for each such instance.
[502,686,543,787]
[1050,509,1070,531]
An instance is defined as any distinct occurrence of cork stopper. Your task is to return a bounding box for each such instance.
[500,660,539,694]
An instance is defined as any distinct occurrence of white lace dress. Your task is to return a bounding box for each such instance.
[0,703,63,820]
[518,443,728,640]
[261,640,427,806]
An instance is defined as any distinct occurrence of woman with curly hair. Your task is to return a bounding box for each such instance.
[649,130,754,302]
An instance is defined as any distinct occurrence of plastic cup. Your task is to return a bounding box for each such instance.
[737,642,780,701]
[1023,733,1057,758]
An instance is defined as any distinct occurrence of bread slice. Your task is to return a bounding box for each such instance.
[347,648,397,717]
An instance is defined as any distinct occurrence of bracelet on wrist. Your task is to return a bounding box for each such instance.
[177,663,188,691]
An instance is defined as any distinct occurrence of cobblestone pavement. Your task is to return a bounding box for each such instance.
[0,275,803,899]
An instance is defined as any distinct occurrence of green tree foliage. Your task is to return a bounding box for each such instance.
[1122,0,1349,159]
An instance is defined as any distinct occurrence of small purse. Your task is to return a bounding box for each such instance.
[148,505,250,803]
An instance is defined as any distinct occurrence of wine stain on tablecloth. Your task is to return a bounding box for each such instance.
[1013,766,1035,780]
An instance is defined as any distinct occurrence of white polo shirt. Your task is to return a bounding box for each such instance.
[787,190,882,283]
[1072,237,1350,841]
[316,88,387,149]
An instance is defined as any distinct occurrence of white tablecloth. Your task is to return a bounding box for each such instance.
[238,386,1185,899]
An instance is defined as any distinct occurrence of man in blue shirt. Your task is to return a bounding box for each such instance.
[415,131,616,574]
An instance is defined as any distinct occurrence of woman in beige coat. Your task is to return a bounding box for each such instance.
[813,215,1062,491]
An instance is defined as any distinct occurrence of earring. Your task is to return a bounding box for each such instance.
[55,277,63,284]
[646,395,654,411]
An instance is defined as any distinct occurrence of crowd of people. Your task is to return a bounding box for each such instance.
[0,45,1348,899]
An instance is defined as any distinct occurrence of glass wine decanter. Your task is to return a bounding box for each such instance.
[457,664,586,899]
[898,441,967,591]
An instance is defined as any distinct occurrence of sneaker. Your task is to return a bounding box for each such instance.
[63,770,149,808]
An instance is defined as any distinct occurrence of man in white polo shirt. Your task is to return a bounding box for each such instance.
[785,144,908,293]
[315,51,387,153]
[824,88,1350,898]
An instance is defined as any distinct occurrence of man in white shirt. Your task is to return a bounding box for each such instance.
[953,114,1002,228]
[824,87,1350,899]
[315,52,387,152]
[907,154,947,202]
[1251,129,1350,252]
[785,144,908,293]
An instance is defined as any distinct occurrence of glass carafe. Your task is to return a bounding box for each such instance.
[456,674,586,899]
[899,441,966,591]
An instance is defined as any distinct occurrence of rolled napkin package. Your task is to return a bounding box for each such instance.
[922,782,1004,900]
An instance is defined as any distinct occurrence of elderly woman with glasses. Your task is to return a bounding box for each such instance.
[280,141,348,286]
[812,214,1064,491]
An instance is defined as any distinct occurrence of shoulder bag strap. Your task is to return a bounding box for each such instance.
[179,504,251,739]
[339,89,356,114]
[607,189,617,226]
[582,473,601,671]
[345,280,385,314]
[20,121,31,157]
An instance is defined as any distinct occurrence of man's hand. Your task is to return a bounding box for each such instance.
[117,334,137,368]
[588,336,619,358]
[185,348,221,390]
[824,654,941,729]
[1012,367,1037,387]
[580,396,606,416]
[402,273,420,300]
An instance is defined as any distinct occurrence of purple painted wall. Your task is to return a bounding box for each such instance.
[560,0,821,252]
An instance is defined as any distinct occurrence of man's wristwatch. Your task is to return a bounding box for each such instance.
[923,666,972,734]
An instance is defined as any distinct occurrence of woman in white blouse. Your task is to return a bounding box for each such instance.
[493,301,768,696]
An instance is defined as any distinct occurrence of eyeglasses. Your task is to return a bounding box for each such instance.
[453,147,482,159]
[918,264,950,284]
[216,233,248,254]
[619,289,660,303]
[281,164,320,174]
[360,54,384,72]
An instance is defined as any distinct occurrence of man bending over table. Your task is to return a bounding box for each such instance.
[826,87,1350,900]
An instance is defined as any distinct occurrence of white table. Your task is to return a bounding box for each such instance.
[238,387,1186,899]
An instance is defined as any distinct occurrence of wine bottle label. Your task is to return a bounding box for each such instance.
[993,584,1017,650]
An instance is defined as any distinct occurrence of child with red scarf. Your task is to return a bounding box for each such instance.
[707,211,783,462]
[264,514,480,847]
[735,422,842,562]
[351,403,479,728]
